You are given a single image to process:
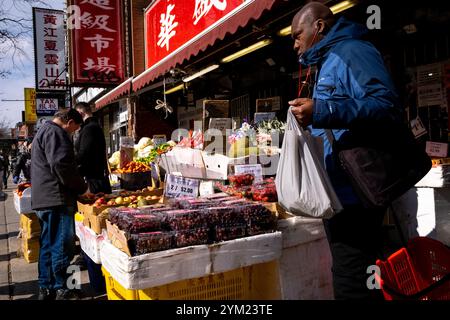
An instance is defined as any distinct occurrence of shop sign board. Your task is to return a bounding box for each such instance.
[119,111,128,123]
[33,8,66,91]
[425,141,448,158]
[36,97,59,116]
[24,88,37,124]
[418,84,445,107]
[144,0,246,69]
[164,174,200,198]
[234,164,263,183]
[68,0,124,86]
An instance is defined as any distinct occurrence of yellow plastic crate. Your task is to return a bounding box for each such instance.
[102,260,280,300]
[74,212,84,223]
[20,213,41,239]
[21,238,40,263]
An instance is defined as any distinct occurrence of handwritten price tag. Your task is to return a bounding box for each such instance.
[425,141,448,158]
[234,164,263,183]
[164,174,200,198]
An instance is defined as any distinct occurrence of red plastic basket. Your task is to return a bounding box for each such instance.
[376,237,450,300]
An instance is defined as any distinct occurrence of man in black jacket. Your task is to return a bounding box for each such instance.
[31,108,89,300]
[74,102,112,194]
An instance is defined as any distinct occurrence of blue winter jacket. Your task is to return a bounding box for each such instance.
[300,17,403,205]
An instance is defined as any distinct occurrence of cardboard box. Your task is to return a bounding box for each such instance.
[89,212,109,235]
[106,220,132,257]
[14,187,34,214]
[262,202,287,219]
[22,238,40,263]
[19,213,41,239]
[75,221,106,264]
[77,188,164,217]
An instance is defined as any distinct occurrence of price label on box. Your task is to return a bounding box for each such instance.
[234,164,263,183]
[164,174,200,198]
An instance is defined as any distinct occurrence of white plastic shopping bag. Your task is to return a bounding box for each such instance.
[276,109,343,219]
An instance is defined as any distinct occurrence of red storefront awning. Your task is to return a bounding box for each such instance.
[95,77,133,110]
[132,0,277,92]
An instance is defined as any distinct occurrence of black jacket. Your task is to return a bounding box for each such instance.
[13,151,31,181]
[74,117,109,179]
[31,121,87,210]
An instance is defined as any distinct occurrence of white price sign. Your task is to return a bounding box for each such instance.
[199,181,214,197]
[425,141,448,158]
[234,164,263,183]
[164,174,200,198]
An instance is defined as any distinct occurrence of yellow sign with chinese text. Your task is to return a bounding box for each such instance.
[24,88,37,123]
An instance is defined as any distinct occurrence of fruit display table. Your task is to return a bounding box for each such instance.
[100,232,282,290]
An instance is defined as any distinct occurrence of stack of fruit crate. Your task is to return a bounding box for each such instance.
[18,213,41,263]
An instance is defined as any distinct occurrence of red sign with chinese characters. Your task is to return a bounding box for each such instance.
[68,0,124,85]
[145,0,245,69]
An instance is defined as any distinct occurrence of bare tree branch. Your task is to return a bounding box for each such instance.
[0,0,53,77]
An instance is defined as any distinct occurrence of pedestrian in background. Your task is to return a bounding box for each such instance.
[13,142,32,184]
[31,108,90,300]
[289,2,403,299]
[0,150,8,189]
[74,102,112,194]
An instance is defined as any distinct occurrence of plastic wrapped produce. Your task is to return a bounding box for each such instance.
[228,173,255,187]
[238,203,276,225]
[173,227,209,248]
[209,195,241,203]
[161,209,206,230]
[251,181,278,202]
[128,231,173,256]
[108,207,142,225]
[204,207,245,226]
[204,193,231,201]
[178,198,214,210]
[214,224,247,242]
[246,222,277,236]
[222,199,249,207]
[168,197,213,210]
[138,205,174,215]
[119,214,162,233]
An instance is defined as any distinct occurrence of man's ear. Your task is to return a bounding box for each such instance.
[316,19,326,34]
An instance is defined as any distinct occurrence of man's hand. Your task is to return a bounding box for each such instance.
[289,98,314,128]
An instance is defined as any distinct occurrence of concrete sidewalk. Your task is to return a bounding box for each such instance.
[0,180,106,300]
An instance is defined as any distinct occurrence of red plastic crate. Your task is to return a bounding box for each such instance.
[376,237,450,300]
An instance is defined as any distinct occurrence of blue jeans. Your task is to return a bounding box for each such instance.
[36,206,76,290]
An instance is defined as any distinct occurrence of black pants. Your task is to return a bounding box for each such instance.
[323,205,386,300]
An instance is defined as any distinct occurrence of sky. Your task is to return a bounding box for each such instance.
[0,0,65,128]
